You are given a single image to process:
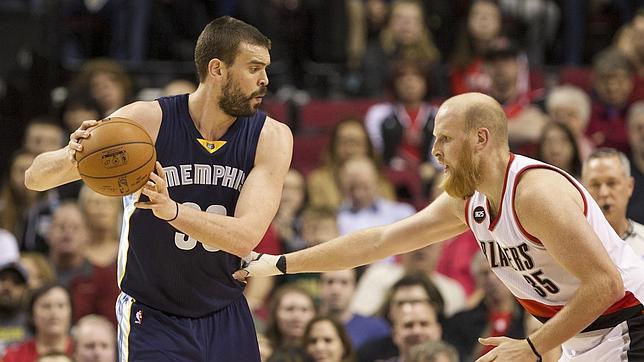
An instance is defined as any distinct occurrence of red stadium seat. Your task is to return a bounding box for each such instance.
[299,98,380,130]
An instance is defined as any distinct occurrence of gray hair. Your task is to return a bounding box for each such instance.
[546,85,591,127]
[582,147,631,178]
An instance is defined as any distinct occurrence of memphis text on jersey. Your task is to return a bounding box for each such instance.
[163,164,246,191]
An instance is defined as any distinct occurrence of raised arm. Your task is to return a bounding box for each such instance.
[24,101,161,191]
[238,191,469,277]
[138,117,293,258]
[478,169,624,361]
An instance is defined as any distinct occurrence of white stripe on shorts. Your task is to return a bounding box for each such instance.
[116,292,135,362]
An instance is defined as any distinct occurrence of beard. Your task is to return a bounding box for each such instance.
[440,142,482,199]
[219,76,267,117]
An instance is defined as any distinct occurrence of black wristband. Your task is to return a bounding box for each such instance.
[276,255,287,274]
[526,337,542,362]
[164,202,179,222]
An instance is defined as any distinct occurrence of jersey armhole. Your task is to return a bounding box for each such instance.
[464,197,471,227]
[511,165,588,246]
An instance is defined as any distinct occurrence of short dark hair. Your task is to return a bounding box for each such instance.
[27,283,73,335]
[194,16,271,82]
[303,316,356,362]
[592,48,634,76]
[382,272,445,322]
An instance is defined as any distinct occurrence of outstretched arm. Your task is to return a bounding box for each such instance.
[237,192,469,276]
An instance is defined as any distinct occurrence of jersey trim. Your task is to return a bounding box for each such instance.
[464,197,472,227]
[488,153,515,231]
[510,164,589,245]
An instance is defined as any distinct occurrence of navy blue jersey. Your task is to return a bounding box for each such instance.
[118,94,266,317]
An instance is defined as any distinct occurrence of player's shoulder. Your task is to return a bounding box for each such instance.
[514,168,581,213]
[260,116,293,143]
[108,101,162,142]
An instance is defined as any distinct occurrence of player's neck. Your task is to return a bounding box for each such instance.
[188,86,236,140]
[477,151,511,212]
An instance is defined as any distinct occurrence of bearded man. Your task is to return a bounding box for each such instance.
[236,92,644,362]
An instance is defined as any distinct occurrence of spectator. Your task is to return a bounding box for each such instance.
[405,340,458,362]
[319,269,390,349]
[19,252,56,292]
[357,273,444,362]
[77,185,121,267]
[0,230,19,266]
[614,7,644,78]
[582,148,644,258]
[483,36,548,151]
[72,314,116,362]
[45,202,119,324]
[449,0,501,95]
[307,119,395,210]
[545,85,594,160]
[36,351,74,362]
[385,299,442,362]
[22,119,64,156]
[337,157,415,240]
[365,60,440,199]
[537,122,582,179]
[162,78,197,96]
[257,332,274,362]
[303,316,357,362]
[361,0,441,97]
[626,101,644,224]
[351,242,465,318]
[0,150,57,253]
[0,261,29,356]
[586,48,635,153]
[2,284,73,362]
[59,95,101,133]
[442,253,526,362]
[70,58,133,117]
[273,169,308,253]
[265,285,317,350]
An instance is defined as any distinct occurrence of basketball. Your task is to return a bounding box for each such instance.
[75,117,156,196]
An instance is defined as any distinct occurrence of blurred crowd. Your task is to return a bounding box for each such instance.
[1,0,644,361]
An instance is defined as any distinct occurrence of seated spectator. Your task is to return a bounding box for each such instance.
[442,254,525,361]
[19,253,56,292]
[537,122,582,179]
[364,60,440,199]
[357,273,444,362]
[0,261,29,356]
[483,36,548,151]
[267,345,314,362]
[59,95,101,133]
[448,0,501,95]
[405,340,458,362]
[303,316,357,362]
[77,185,121,267]
[545,85,594,160]
[582,148,644,258]
[435,232,481,298]
[36,351,74,362]
[163,78,197,96]
[360,0,441,97]
[22,118,64,156]
[70,58,133,117]
[307,119,395,210]
[626,102,644,224]
[352,242,465,318]
[319,269,390,349]
[72,314,116,362]
[586,49,635,153]
[614,8,644,79]
[265,285,317,350]
[2,284,73,362]
[337,157,415,240]
[273,169,308,253]
[383,297,443,362]
[45,202,119,324]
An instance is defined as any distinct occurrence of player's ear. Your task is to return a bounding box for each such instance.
[475,127,490,150]
[208,58,224,79]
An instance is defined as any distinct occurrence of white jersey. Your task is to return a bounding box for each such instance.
[466,154,644,331]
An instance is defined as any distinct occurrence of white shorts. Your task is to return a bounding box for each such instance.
[559,314,644,361]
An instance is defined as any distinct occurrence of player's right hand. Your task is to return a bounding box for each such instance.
[67,119,100,164]
[233,252,287,281]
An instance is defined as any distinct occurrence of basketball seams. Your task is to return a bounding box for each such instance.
[76,141,154,163]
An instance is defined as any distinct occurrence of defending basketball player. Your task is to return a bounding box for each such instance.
[236,93,644,361]
[25,17,292,361]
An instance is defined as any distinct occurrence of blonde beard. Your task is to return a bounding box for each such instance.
[441,145,482,199]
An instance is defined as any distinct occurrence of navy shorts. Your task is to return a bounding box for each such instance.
[116,292,260,361]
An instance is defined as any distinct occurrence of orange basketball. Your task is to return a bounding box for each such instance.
[75,117,156,196]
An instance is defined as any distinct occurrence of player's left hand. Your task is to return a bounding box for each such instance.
[476,337,539,362]
[135,161,178,221]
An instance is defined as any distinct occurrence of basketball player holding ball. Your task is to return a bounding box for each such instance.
[25,16,291,361]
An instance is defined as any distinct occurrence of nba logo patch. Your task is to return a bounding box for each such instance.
[473,206,486,223]
[135,310,143,325]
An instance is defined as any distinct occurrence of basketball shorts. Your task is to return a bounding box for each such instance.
[559,312,644,361]
[116,292,260,361]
